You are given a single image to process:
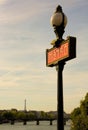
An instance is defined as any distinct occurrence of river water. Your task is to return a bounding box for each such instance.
[0,121,71,130]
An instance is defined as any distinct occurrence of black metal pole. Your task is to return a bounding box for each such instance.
[56,61,65,130]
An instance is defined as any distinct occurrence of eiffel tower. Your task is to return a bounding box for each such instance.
[24,99,27,112]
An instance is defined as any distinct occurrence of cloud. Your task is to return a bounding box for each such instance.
[0,0,52,24]
[0,0,7,5]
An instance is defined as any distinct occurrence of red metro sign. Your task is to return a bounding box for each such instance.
[46,36,76,67]
[47,42,69,64]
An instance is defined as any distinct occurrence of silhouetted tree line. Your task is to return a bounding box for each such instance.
[71,93,88,130]
[0,110,57,124]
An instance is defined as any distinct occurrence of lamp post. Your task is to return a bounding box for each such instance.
[50,5,67,130]
[46,5,76,130]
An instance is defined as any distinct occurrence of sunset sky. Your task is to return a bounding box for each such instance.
[0,0,88,113]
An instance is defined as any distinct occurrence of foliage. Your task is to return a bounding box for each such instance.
[2,110,17,120]
[0,110,56,123]
[40,111,47,119]
[71,93,88,130]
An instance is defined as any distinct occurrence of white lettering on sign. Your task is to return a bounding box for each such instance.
[47,42,69,65]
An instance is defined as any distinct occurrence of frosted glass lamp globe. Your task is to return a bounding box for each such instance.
[50,12,67,27]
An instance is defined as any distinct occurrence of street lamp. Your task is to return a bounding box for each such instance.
[50,5,68,130]
[46,5,76,130]
[50,5,67,47]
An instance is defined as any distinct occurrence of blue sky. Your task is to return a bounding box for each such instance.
[0,0,88,113]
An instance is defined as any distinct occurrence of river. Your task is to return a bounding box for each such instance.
[0,121,71,130]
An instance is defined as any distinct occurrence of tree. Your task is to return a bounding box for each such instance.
[28,112,36,120]
[71,93,88,130]
[71,107,81,119]
[80,93,88,116]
